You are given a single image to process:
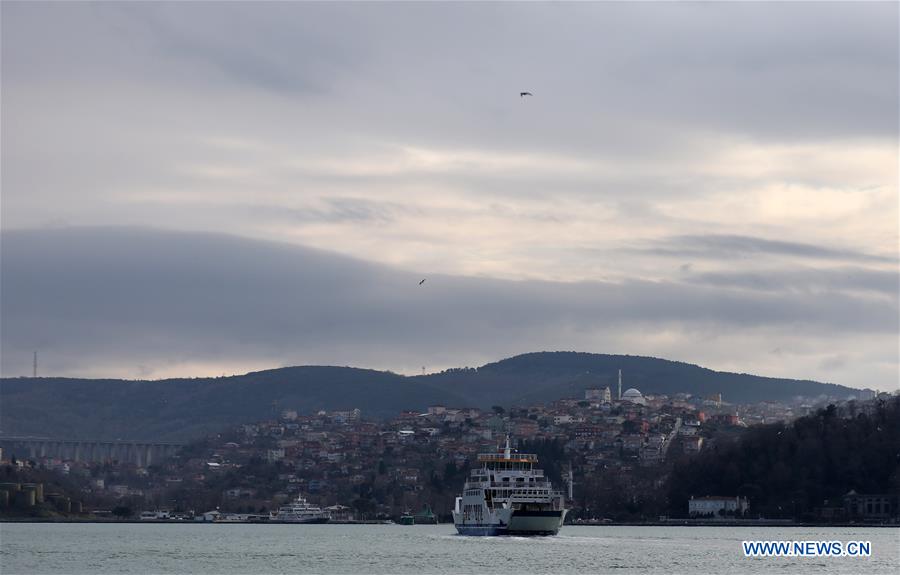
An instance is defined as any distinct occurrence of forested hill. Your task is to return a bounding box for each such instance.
[0,367,466,442]
[413,352,858,406]
[666,396,900,519]
[0,352,861,441]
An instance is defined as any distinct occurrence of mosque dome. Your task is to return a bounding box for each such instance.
[621,388,646,405]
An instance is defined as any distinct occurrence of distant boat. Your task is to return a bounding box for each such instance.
[273,495,330,523]
[414,504,438,524]
[399,510,415,525]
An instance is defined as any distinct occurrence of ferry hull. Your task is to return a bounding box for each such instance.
[507,509,567,535]
[271,517,330,524]
[454,509,566,536]
[454,524,506,536]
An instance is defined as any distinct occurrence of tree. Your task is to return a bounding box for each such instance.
[111,506,133,518]
[443,461,458,482]
[666,397,900,520]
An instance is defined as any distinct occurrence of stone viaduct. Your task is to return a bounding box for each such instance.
[0,436,184,468]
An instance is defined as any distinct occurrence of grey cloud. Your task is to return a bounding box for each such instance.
[247,198,410,225]
[637,234,896,264]
[2,2,895,239]
[1,2,362,96]
[682,267,900,296]
[1,228,896,384]
[127,3,365,96]
[3,2,896,145]
[819,355,849,371]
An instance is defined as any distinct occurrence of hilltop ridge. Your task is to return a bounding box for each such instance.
[0,352,862,441]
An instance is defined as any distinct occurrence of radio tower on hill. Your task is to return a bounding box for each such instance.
[33,351,38,378]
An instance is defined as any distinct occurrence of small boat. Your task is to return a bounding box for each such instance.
[399,510,415,525]
[414,504,438,524]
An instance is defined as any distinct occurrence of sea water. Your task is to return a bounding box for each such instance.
[1,523,897,574]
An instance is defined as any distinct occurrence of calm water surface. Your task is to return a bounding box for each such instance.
[1,523,898,574]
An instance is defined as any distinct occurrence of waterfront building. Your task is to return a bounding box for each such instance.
[843,490,899,520]
[688,496,748,517]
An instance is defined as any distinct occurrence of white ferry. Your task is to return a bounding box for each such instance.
[273,494,330,523]
[452,437,567,535]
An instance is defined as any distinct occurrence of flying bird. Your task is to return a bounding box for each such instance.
[419,278,426,285]
[520,92,533,97]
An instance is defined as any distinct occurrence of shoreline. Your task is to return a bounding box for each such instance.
[2,518,897,528]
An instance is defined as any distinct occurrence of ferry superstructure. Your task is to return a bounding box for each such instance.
[452,437,567,535]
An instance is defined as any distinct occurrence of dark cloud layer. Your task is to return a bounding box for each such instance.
[1,228,896,388]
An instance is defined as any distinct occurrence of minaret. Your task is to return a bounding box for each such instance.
[503,435,511,460]
[33,351,38,378]
[567,466,574,500]
[618,369,622,400]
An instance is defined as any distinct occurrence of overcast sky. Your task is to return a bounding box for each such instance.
[2,2,897,391]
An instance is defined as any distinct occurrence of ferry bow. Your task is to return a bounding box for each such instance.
[452,436,567,536]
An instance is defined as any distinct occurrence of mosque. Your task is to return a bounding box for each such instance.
[614,369,647,406]
[621,387,646,406]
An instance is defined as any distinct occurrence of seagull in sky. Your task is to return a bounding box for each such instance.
[520,91,533,97]
[419,279,426,285]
